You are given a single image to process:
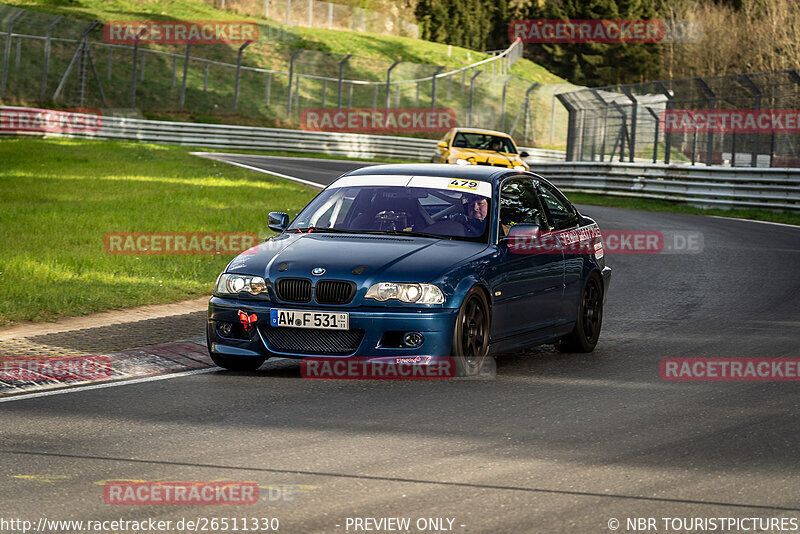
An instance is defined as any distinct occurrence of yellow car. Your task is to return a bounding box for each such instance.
[432,128,530,171]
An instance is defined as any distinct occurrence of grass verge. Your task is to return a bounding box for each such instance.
[0,137,317,326]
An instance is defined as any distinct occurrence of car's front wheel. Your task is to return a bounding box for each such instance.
[452,288,491,376]
[558,273,603,353]
[210,353,267,371]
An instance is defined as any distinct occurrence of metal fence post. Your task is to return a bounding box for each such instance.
[694,77,716,166]
[372,84,378,109]
[1,10,23,98]
[264,0,269,18]
[415,82,420,106]
[549,83,564,145]
[430,65,444,109]
[590,90,608,162]
[738,74,761,168]
[233,40,252,111]
[265,71,272,103]
[385,59,400,109]
[348,83,353,107]
[203,62,209,91]
[40,15,63,102]
[128,27,146,107]
[468,70,482,127]
[337,53,351,108]
[500,74,515,132]
[285,0,291,24]
[784,70,800,168]
[522,83,539,144]
[645,107,660,163]
[307,0,313,26]
[328,2,333,28]
[655,82,672,164]
[287,48,304,117]
[557,94,578,161]
[320,78,326,107]
[621,86,638,162]
[179,41,193,111]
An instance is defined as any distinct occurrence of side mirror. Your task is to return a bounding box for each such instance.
[502,224,542,251]
[437,141,448,149]
[268,212,290,233]
[519,150,530,158]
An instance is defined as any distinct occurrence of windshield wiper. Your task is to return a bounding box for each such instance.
[362,230,455,240]
[293,227,361,234]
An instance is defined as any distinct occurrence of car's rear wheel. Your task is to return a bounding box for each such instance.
[210,353,267,371]
[558,274,603,353]
[452,288,491,376]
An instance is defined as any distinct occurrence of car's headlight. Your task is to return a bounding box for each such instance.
[513,165,526,171]
[455,158,472,165]
[214,273,268,296]
[365,282,444,304]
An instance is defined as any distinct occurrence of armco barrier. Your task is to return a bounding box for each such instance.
[0,106,560,161]
[533,162,800,211]
[3,107,796,210]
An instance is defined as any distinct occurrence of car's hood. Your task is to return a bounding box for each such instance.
[450,147,526,168]
[226,232,487,286]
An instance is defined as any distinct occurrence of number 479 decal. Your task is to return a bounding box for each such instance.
[448,179,479,190]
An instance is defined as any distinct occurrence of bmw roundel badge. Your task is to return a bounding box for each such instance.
[312,267,325,276]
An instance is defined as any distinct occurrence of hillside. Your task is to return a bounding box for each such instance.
[0,0,568,144]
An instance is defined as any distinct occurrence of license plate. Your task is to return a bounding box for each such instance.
[270,309,349,330]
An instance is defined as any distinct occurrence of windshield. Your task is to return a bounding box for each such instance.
[452,132,517,154]
[288,177,492,242]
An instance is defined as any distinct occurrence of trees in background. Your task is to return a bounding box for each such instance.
[414,0,800,86]
[658,0,800,79]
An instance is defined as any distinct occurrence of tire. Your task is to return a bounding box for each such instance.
[210,353,267,371]
[558,273,603,353]
[452,287,491,376]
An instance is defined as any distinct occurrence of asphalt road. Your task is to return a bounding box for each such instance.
[2,155,800,533]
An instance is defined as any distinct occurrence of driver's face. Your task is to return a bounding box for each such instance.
[465,196,488,221]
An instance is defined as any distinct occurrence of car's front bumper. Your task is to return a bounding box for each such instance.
[207,297,459,360]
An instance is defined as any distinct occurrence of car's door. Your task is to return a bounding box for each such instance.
[487,177,566,342]
[536,180,584,325]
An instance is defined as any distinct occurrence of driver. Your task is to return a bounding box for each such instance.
[463,194,489,236]
[490,138,503,152]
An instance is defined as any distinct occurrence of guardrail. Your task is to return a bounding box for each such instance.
[0,106,561,161]
[3,106,796,211]
[532,162,800,211]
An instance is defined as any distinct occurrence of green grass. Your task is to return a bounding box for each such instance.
[0,137,317,326]
[568,192,800,226]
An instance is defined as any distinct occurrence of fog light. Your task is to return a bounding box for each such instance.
[218,322,233,336]
[403,332,424,347]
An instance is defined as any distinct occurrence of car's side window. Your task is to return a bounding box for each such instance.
[537,182,579,230]
[498,178,546,237]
